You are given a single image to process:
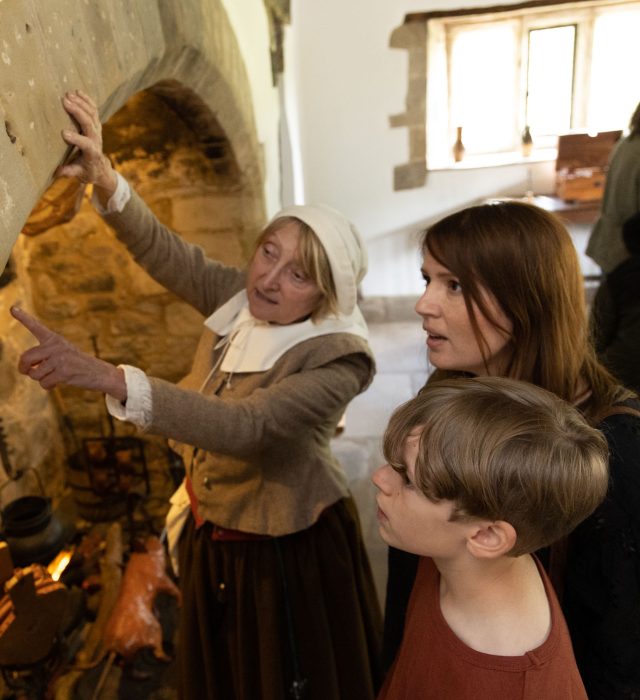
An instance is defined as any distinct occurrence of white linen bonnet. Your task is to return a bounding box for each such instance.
[272,204,367,315]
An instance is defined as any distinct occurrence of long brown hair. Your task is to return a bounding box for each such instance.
[422,201,627,421]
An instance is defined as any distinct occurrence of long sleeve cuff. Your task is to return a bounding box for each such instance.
[105,364,153,429]
[91,171,132,214]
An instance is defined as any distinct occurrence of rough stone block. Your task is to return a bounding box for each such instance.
[393,161,427,191]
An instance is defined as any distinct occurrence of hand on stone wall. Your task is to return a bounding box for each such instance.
[57,90,117,205]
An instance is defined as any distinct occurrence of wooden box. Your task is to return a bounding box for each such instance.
[555,130,622,203]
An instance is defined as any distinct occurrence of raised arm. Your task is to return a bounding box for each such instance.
[12,306,372,458]
[146,351,371,456]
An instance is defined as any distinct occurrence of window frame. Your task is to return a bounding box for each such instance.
[419,0,637,169]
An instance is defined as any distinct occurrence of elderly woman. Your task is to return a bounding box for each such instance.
[13,90,382,700]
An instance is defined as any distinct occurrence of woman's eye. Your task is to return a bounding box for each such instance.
[421,273,430,287]
[448,279,462,293]
[291,269,309,283]
[262,243,277,258]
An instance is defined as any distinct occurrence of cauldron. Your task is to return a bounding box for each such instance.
[0,469,67,567]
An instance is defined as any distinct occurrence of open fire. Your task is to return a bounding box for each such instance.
[0,516,180,700]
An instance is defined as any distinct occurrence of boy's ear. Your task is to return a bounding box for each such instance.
[466,521,517,559]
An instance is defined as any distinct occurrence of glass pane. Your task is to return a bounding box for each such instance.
[526,25,575,135]
[450,22,518,154]
[588,7,640,131]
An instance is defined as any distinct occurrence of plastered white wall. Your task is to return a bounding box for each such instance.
[220,0,282,218]
[289,0,558,296]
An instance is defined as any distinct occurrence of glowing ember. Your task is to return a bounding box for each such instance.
[47,548,73,581]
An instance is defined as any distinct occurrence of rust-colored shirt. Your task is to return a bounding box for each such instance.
[378,556,587,700]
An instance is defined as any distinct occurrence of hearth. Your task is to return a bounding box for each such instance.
[0,518,179,700]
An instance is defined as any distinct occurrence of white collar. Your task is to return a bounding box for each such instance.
[204,290,369,373]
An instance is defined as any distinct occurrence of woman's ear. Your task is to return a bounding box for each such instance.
[466,521,517,559]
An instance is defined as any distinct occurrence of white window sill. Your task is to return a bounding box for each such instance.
[428,147,558,172]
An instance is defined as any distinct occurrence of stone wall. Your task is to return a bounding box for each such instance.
[1,252,66,504]
[389,18,427,191]
[0,0,266,271]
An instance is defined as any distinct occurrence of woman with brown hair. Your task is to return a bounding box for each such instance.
[383,200,640,699]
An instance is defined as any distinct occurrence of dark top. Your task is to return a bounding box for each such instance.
[382,401,640,700]
[562,401,640,699]
[591,257,640,393]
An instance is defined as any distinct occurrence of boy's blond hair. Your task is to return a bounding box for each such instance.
[383,377,609,556]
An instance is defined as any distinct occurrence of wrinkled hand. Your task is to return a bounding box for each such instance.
[56,89,117,201]
[11,306,126,402]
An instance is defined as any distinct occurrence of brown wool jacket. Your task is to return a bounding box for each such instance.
[104,192,376,535]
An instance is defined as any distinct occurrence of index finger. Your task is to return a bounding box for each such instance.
[10,306,56,343]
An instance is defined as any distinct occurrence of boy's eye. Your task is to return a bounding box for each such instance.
[402,473,415,489]
[393,464,414,488]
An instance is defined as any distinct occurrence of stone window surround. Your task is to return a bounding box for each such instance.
[389,0,604,191]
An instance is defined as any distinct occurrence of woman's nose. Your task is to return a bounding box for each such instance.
[372,464,395,494]
[262,265,282,289]
[415,285,439,317]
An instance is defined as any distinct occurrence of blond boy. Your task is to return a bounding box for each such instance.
[374,376,608,699]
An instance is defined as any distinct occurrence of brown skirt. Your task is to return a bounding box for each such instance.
[177,497,383,700]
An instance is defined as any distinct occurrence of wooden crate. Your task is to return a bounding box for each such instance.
[556,168,607,202]
[555,130,622,203]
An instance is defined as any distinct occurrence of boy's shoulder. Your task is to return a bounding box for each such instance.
[379,556,587,700]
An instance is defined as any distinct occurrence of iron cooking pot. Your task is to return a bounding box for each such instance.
[1,494,66,566]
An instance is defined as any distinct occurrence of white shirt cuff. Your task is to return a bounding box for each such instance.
[105,364,153,429]
[91,171,131,214]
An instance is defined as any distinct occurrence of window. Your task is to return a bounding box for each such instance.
[526,25,575,134]
[424,0,640,168]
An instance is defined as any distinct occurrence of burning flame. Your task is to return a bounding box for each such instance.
[47,548,73,581]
